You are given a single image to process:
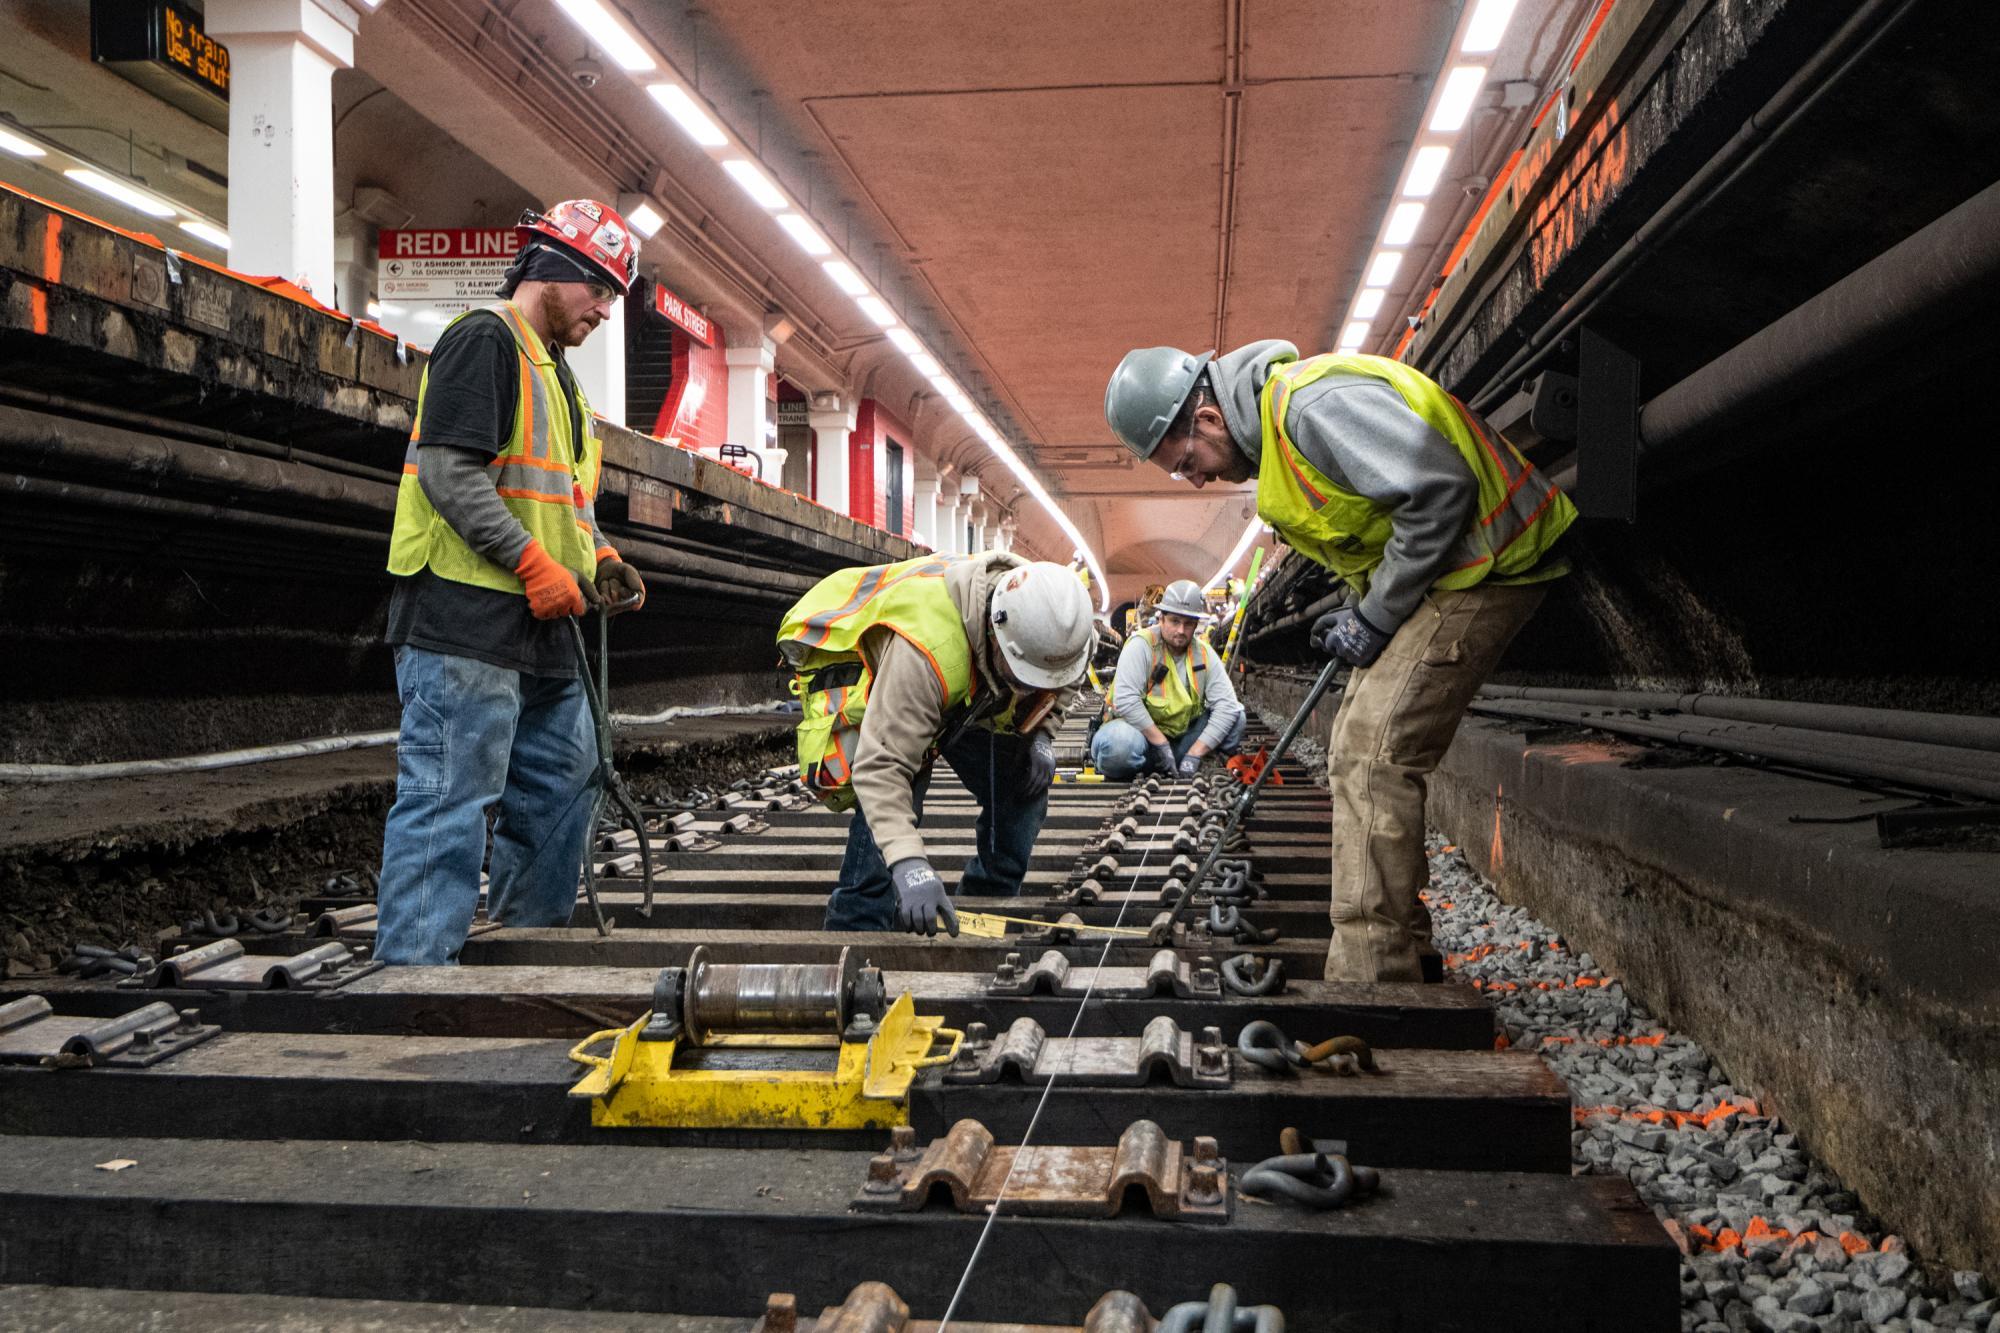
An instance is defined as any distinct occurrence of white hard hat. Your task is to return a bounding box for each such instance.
[1157,579,1209,619]
[989,561,1094,690]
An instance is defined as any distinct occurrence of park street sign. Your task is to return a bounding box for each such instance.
[377,229,520,311]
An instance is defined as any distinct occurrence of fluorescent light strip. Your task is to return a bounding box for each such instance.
[1353,288,1386,319]
[1207,518,1264,590]
[1461,0,1518,54]
[908,351,943,378]
[1341,320,1372,347]
[821,260,867,296]
[647,83,725,145]
[1365,251,1402,286]
[886,327,922,355]
[626,201,664,238]
[0,127,46,158]
[775,213,830,255]
[1403,144,1452,197]
[552,0,655,72]
[856,295,897,327]
[1383,201,1425,245]
[1430,65,1487,133]
[178,219,230,249]
[722,158,787,210]
[63,168,175,218]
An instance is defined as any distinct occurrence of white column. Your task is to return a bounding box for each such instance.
[206,0,360,299]
[808,401,856,516]
[725,338,781,476]
[959,478,983,554]
[912,456,940,550]
[566,295,626,428]
[997,516,1018,553]
[933,491,959,554]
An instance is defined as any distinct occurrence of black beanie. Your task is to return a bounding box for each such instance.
[496,241,610,298]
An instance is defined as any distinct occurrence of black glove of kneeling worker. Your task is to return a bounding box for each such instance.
[890,857,957,936]
[1145,741,1179,777]
[1310,606,1392,668]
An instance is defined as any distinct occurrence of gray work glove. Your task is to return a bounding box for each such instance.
[1021,732,1057,796]
[1145,742,1178,777]
[1177,751,1203,779]
[890,857,957,937]
[1311,606,1392,668]
[594,558,646,615]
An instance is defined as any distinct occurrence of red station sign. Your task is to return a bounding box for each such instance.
[653,282,713,346]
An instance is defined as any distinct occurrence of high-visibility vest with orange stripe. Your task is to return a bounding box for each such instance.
[777,554,1054,812]
[1255,352,1575,594]
[1103,626,1211,738]
[386,302,606,592]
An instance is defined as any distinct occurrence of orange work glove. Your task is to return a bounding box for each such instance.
[514,539,587,620]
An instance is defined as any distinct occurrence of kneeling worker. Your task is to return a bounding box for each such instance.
[1091,579,1244,781]
[778,553,1094,936]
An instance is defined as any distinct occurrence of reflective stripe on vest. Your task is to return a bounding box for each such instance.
[1254,352,1576,594]
[385,302,602,592]
[1104,627,1208,738]
[776,555,1040,812]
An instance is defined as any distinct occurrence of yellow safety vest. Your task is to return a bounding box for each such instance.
[776,555,1055,812]
[1255,352,1575,595]
[387,302,607,592]
[1105,627,1210,738]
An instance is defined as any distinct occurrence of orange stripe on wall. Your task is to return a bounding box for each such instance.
[43,215,63,284]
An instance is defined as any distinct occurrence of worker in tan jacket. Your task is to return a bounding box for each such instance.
[778,552,1094,934]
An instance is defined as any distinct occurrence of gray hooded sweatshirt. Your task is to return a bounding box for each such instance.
[1206,340,1481,632]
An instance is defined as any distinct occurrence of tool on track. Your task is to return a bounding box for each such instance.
[566,946,961,1128]
[568,609,654,935]
[1160,656,1346,934]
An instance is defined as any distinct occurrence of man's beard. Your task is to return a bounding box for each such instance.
[538,286,589,347]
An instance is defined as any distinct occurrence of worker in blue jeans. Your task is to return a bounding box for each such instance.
[1091,580,1246,781]
[823,727,1048,931]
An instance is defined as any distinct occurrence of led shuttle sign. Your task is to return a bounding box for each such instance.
[91,0,230,131]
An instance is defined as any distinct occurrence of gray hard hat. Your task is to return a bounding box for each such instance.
[1104,347,1213,461]
[1156,579,1209,619]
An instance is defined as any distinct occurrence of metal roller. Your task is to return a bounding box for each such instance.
[656,947,886,1044]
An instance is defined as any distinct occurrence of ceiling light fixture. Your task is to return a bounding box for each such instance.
[1353,288,1386,318]
[1461,0,1519,54]
[625,201,664,238]
[0,126,46,158]
[1206,519,1266,590]
[721,158,786,210]
[856,295,897,327]
[1383,201,1425,245]
[63,168,175,218]
[908,350,943,377]
[1402,145,1452,197]
[775,212,831,255]
[178,219,230,249]
[886,327,922,355]
[1430,66,1488,132]
[647,83,725,145]
[552,0,655,72]
[1365,251,1403,286]
[1341,320,1372,347]
[820,260,867,296]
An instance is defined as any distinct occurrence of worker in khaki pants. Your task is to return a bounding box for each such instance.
[1104,341,1576,982]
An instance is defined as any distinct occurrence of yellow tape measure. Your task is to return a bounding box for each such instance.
[953,911,1155,940]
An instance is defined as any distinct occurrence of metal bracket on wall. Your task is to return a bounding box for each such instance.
[945,1016,1232,1088]
[986,949,1224,1000]
[853,1118,1231,1221]
[1575,327,1640,522]
[0,996,218,1067]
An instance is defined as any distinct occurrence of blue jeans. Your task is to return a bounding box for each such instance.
[824,727,1051,931]
[375,645,597,964]
[1090,708,1246,781]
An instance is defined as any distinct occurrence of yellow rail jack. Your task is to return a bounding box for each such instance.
[567,947,961,1130]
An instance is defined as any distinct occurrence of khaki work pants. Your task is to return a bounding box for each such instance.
[1325,582,1547,983]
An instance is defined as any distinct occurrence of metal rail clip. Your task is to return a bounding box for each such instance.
[854,1118,1230,1222]
[0,996,218,1067]
[148,938,381,991]
[307,904,498,944]
[987,948,1223,1000]
[945,1016,1230,1088]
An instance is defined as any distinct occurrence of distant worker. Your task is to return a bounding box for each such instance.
[1104,341,1575,983]
[375,200,647,965]
[1092,578,1244,781]
[778,553,1093,936]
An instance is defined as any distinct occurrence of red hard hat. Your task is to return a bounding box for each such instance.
[516,199,639,294]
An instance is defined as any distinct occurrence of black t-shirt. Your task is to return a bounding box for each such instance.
[384,312,588,678]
